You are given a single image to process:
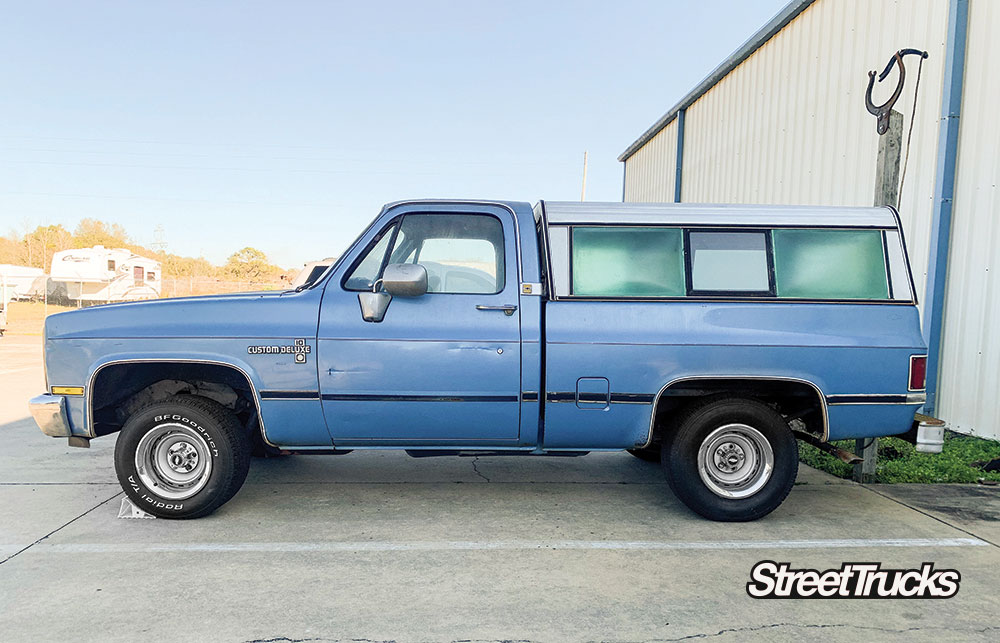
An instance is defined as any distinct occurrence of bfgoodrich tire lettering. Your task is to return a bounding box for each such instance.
[114,395,250,519]
[662,397,797,521]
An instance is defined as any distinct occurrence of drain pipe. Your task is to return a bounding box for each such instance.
[674,109,686,203]
[621,160,627,201]
[922,0,969,415]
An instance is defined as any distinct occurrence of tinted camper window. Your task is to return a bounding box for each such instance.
[772,229,889,299]
[571,227,684,296]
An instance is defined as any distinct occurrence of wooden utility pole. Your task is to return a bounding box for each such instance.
[854,108,903,483]
[580,151,588,201]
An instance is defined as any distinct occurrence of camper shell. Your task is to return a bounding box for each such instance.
[538,202,916,303]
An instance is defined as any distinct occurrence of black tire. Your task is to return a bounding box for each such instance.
[114,395,251,519]
[662,397,797,522]
[627,445,662,462]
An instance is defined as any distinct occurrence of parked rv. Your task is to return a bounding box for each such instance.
[0,264,46,300]
[289,258,336,290]
[50,246,160,303]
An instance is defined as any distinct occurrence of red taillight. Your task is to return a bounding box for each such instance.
[909,355,927,391]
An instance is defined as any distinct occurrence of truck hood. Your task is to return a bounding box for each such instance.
[45,290,320,340]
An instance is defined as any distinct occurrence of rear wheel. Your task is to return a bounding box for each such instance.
[114,395,250,519]
[662,397,797,521]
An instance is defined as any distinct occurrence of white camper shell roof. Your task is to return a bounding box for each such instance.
[539,202,900,229]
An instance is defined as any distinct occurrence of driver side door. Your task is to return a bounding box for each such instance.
[317,205,522,445]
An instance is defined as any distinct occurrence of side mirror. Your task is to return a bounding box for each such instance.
[381,263,428,297]
[357,264,428,322]
[358,291,391,323]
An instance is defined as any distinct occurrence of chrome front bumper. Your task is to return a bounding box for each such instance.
[29,394,73,438]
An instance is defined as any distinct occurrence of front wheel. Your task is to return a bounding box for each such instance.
[662,397,797,521]
[114,395,251,519]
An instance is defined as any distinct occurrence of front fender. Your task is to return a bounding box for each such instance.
[83,349,267,439]
[45,336,321,445]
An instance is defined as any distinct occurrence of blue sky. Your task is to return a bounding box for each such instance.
[1,0,788,268]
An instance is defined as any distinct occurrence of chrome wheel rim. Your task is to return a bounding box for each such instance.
[135,423,212,501]
[697,423,774,499]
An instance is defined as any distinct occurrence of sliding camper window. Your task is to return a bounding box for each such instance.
[772,229,889,299]
[571,227,684,296]
[687,230,772,294]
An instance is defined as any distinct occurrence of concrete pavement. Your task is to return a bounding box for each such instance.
[1,335,999,642]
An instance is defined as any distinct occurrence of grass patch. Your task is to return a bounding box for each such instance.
[799,432,1000,483]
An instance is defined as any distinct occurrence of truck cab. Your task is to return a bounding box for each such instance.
[30,199,930,521]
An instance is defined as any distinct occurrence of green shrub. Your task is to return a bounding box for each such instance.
[798,432,1000,483]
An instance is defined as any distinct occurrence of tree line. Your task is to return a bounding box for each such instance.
[0,219,290,283]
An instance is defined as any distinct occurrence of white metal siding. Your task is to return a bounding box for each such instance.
[622,0,999,439]
[937,0,1000,437]
[678,0,948,305]
[623,118,677,202]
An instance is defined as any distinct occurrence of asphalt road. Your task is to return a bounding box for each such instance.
[1,335,998,642]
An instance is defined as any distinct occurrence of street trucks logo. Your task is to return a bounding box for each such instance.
[747,561,960,599]
[248,338,311,364]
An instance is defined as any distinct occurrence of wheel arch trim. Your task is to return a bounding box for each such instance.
[642,374,829,448]
[86,357,276,447]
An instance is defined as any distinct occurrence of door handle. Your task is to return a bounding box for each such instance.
[476,304,517,316]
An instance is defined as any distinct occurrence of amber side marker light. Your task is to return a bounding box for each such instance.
[909,356,927,391]
[51,386,84,396]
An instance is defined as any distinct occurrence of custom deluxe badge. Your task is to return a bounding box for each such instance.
[247,338,312,364]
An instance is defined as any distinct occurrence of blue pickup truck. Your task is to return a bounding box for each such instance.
[30,200,934,521]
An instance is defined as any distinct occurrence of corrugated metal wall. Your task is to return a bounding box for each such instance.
[622,0,999,439]
[623,118,677,202]
[937,0,1000,437]
[664,0,948,303]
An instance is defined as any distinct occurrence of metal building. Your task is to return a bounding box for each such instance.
[619,0,997,440]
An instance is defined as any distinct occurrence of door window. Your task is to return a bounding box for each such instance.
[389,214,505,294]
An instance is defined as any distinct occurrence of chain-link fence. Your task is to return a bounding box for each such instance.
[1,273,289,335]
[160,277,287,298]
[4,274,287,306]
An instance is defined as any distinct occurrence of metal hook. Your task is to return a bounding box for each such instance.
[865,49,928,135]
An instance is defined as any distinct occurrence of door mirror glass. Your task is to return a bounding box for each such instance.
[381,263,427,297]
[358,291,392,323]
